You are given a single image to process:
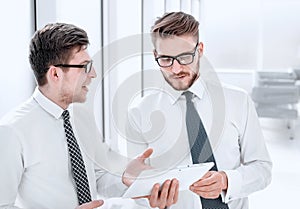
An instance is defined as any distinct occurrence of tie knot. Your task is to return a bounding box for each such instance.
[184,91,194,102]
[62,110,70,121]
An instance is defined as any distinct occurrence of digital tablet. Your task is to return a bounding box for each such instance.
[123,162,214,198]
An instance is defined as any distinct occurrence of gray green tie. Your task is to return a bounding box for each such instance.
[184,91,229,209]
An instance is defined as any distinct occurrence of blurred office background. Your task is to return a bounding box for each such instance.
[0,0,300,208]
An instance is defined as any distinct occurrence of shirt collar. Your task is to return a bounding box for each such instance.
[166,77,205,105]
[32,87,65,119]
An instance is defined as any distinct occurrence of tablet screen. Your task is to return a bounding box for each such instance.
[123,162,214,198]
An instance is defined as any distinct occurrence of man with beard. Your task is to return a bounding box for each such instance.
[124,12,272,209]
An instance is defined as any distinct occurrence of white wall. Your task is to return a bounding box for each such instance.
[103,0,142,150]
[36,0,101,57]
[0,0,35,118]
[201,0,300,71]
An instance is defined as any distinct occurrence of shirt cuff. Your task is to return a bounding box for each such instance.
[222,169,242,203]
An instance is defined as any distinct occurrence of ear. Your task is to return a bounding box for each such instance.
[153,49,158,58]
[47,66,62,84]
[198,42,204,57]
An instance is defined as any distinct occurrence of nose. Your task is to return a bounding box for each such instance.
[89,67,97,78]
[170,59,182,74]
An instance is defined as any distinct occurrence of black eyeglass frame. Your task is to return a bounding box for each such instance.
[155,43,199,68]
[54,60,93,73]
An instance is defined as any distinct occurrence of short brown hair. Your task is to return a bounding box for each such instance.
[29,23,89,86]
[151,12,199,46]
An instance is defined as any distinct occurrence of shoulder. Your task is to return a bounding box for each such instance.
[203,81,253,119]
[0,97,41,127]
[221,82,249,98]
[129,90,169,110]
[218,83,255,123]
[218,82,251,108]
[202,80,251,106]
[0,97,44,149]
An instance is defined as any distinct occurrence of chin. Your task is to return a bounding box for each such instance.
[72,95,87,103]
[172,84,189,91]
[79,96,87,103]
[167,79,193,91]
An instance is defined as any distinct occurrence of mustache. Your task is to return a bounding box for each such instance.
[172,72,190,77]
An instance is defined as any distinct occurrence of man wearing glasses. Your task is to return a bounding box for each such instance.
[0,23,177,209]
[125,12,272,209]
[0,22,104,209]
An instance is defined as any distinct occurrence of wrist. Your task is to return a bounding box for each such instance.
[122,171,133,187]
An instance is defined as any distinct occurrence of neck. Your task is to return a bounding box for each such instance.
[38,85,69,110]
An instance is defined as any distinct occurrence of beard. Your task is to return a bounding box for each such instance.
[161,63,200,91]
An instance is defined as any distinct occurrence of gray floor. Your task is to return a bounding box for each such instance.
[249,118,300,209]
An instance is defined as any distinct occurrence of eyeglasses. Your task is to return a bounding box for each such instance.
[54,60,93,73]
[155,43,198,68]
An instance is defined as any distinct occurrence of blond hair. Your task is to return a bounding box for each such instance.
[151,12,199,46]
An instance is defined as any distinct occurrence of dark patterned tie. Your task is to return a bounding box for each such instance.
[184,91,229,209]
[62,110,92,205]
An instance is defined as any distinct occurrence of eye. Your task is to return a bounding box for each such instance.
[158,57,173,66]
[160,57,172,62]
[178,54,193,64]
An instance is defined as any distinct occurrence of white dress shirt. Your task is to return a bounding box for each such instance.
[0,88,126,209]
[126,78,272,209]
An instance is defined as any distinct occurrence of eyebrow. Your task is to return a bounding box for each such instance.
[78,59,92,64]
